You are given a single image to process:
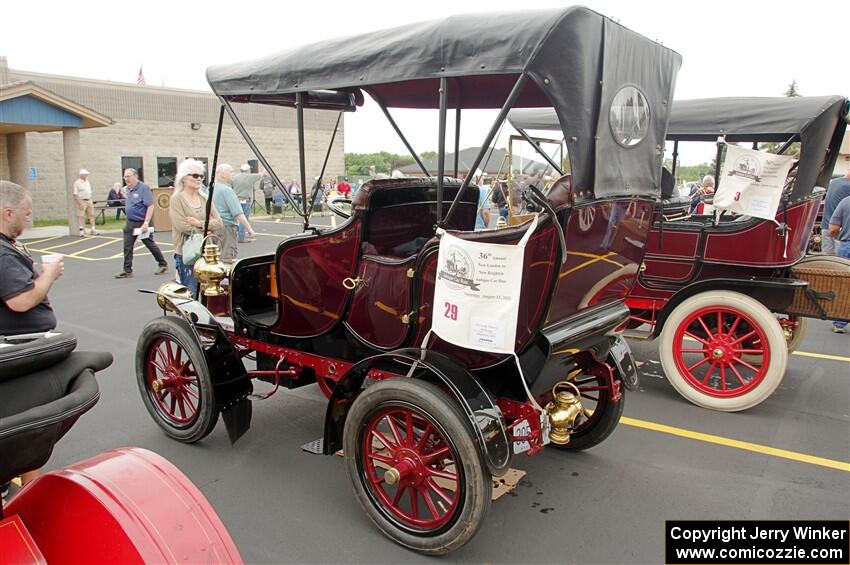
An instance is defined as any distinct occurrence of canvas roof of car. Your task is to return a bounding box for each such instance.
[207,7,681,200]
[509,96,848,201]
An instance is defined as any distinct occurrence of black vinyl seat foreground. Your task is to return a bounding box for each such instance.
[0,332,112,484]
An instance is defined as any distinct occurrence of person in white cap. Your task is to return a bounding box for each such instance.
[231,163,263,242]
[73,168,98,236]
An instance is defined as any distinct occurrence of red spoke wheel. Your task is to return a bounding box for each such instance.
[343,379,490,555]
[546,370,625,452]
[136,317,219,442]
[659,291,787,411]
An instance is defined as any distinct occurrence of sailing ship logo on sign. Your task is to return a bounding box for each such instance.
[728,155,762,182]
[438,246,480,291]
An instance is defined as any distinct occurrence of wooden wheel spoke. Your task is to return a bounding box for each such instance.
[420,487,441,519]
[735,348,763,355]
[371,430,397,452]
[680,348,708,353]
[391,484,406,506]
[408,488,419,519]
[165,340,176,365]
[684,331,709,345]
[384,415,404,447]
[423,445,451,464]
[732,356,761,373]
[176,394,187,419]
[729,363,747,386]
[416,423,434,451]
[428,467,458,482]
[686,356,710,372]
[731,330,757,346]
[169,393,177,416]
[720,364,727,392]
[404,412,414,446]
[426,478,454,505]
[727,315,742,338]
[700,361,718,385]
[697,316,714,339]
[150,359,168,376]
[367,452,393,465]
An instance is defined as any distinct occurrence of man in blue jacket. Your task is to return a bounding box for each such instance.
[115,168,168,278]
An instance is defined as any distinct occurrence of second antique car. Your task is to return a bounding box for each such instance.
[135,7,680,554]
[508,95,850,412]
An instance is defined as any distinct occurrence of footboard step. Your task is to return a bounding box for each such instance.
[300,438,324,454]
[491,468,526,501]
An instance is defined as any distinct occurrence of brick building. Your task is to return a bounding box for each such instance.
[0,56,343,221]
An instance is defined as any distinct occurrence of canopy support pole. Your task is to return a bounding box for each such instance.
[203,105,226,240]
[454,106,461,178]
[308,112,342,217]
[671,140,679,179]
[374,97,428,176]
[219,96,304,219]
[296,92,310,232]
[445,73,528,226]
[515,128,565,176]
[436,78,448,226]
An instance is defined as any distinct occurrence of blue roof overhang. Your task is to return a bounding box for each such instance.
[0,81,111,134]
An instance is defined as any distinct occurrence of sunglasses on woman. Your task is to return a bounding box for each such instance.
[187,173,204,179]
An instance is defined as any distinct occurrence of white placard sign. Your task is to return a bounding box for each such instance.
[431,216,538,354]
[714,143,795,220]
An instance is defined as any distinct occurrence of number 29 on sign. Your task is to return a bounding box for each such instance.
[444,301,459,321]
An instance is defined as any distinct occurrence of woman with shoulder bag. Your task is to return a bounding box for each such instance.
[169,160,222,294]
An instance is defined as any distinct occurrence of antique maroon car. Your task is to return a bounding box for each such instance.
[135,7,680,554]
[509,95,850,412]
[0,333,241,564]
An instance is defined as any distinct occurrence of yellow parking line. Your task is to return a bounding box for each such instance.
[21,235,61,246]
[68,238,122,256]
[39,239,92,251]
[621,417,850,473]
[792,350,850,363]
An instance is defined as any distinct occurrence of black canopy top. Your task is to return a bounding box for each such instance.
[509,95,849,201]
[207,6,681,199]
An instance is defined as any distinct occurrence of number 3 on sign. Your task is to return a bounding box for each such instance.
[443,302,458,321]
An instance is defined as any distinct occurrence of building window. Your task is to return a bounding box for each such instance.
[121,156,144,183]
[157,157,177,187]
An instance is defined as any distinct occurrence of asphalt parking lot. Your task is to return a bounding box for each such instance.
[20,215,850,564]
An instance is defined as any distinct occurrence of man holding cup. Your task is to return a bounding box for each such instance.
[0,181,63,335]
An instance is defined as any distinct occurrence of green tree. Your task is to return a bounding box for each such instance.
[784,80,800,97]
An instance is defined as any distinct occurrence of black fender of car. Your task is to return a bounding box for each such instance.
[149,290,252,444]
[323,347,511,477]
[652,277,807,338]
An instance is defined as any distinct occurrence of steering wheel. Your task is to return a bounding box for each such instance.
[326,197,353,219]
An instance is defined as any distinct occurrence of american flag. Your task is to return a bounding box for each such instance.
[137,66,146,86]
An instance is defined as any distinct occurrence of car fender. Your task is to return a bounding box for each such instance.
[150,290,252,444]
[324,347,511,477]
[652,277,806,338]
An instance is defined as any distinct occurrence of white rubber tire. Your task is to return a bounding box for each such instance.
[659,290,788,412]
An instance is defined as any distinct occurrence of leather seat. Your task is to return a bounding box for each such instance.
[0,333,112,484]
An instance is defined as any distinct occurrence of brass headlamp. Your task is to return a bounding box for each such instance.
[545,381,585,445]
[193,235,229,296]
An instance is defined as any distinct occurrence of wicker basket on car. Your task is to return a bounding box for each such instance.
[786,256,850,321]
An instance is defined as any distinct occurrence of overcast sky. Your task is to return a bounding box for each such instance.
[2,0,846,165]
